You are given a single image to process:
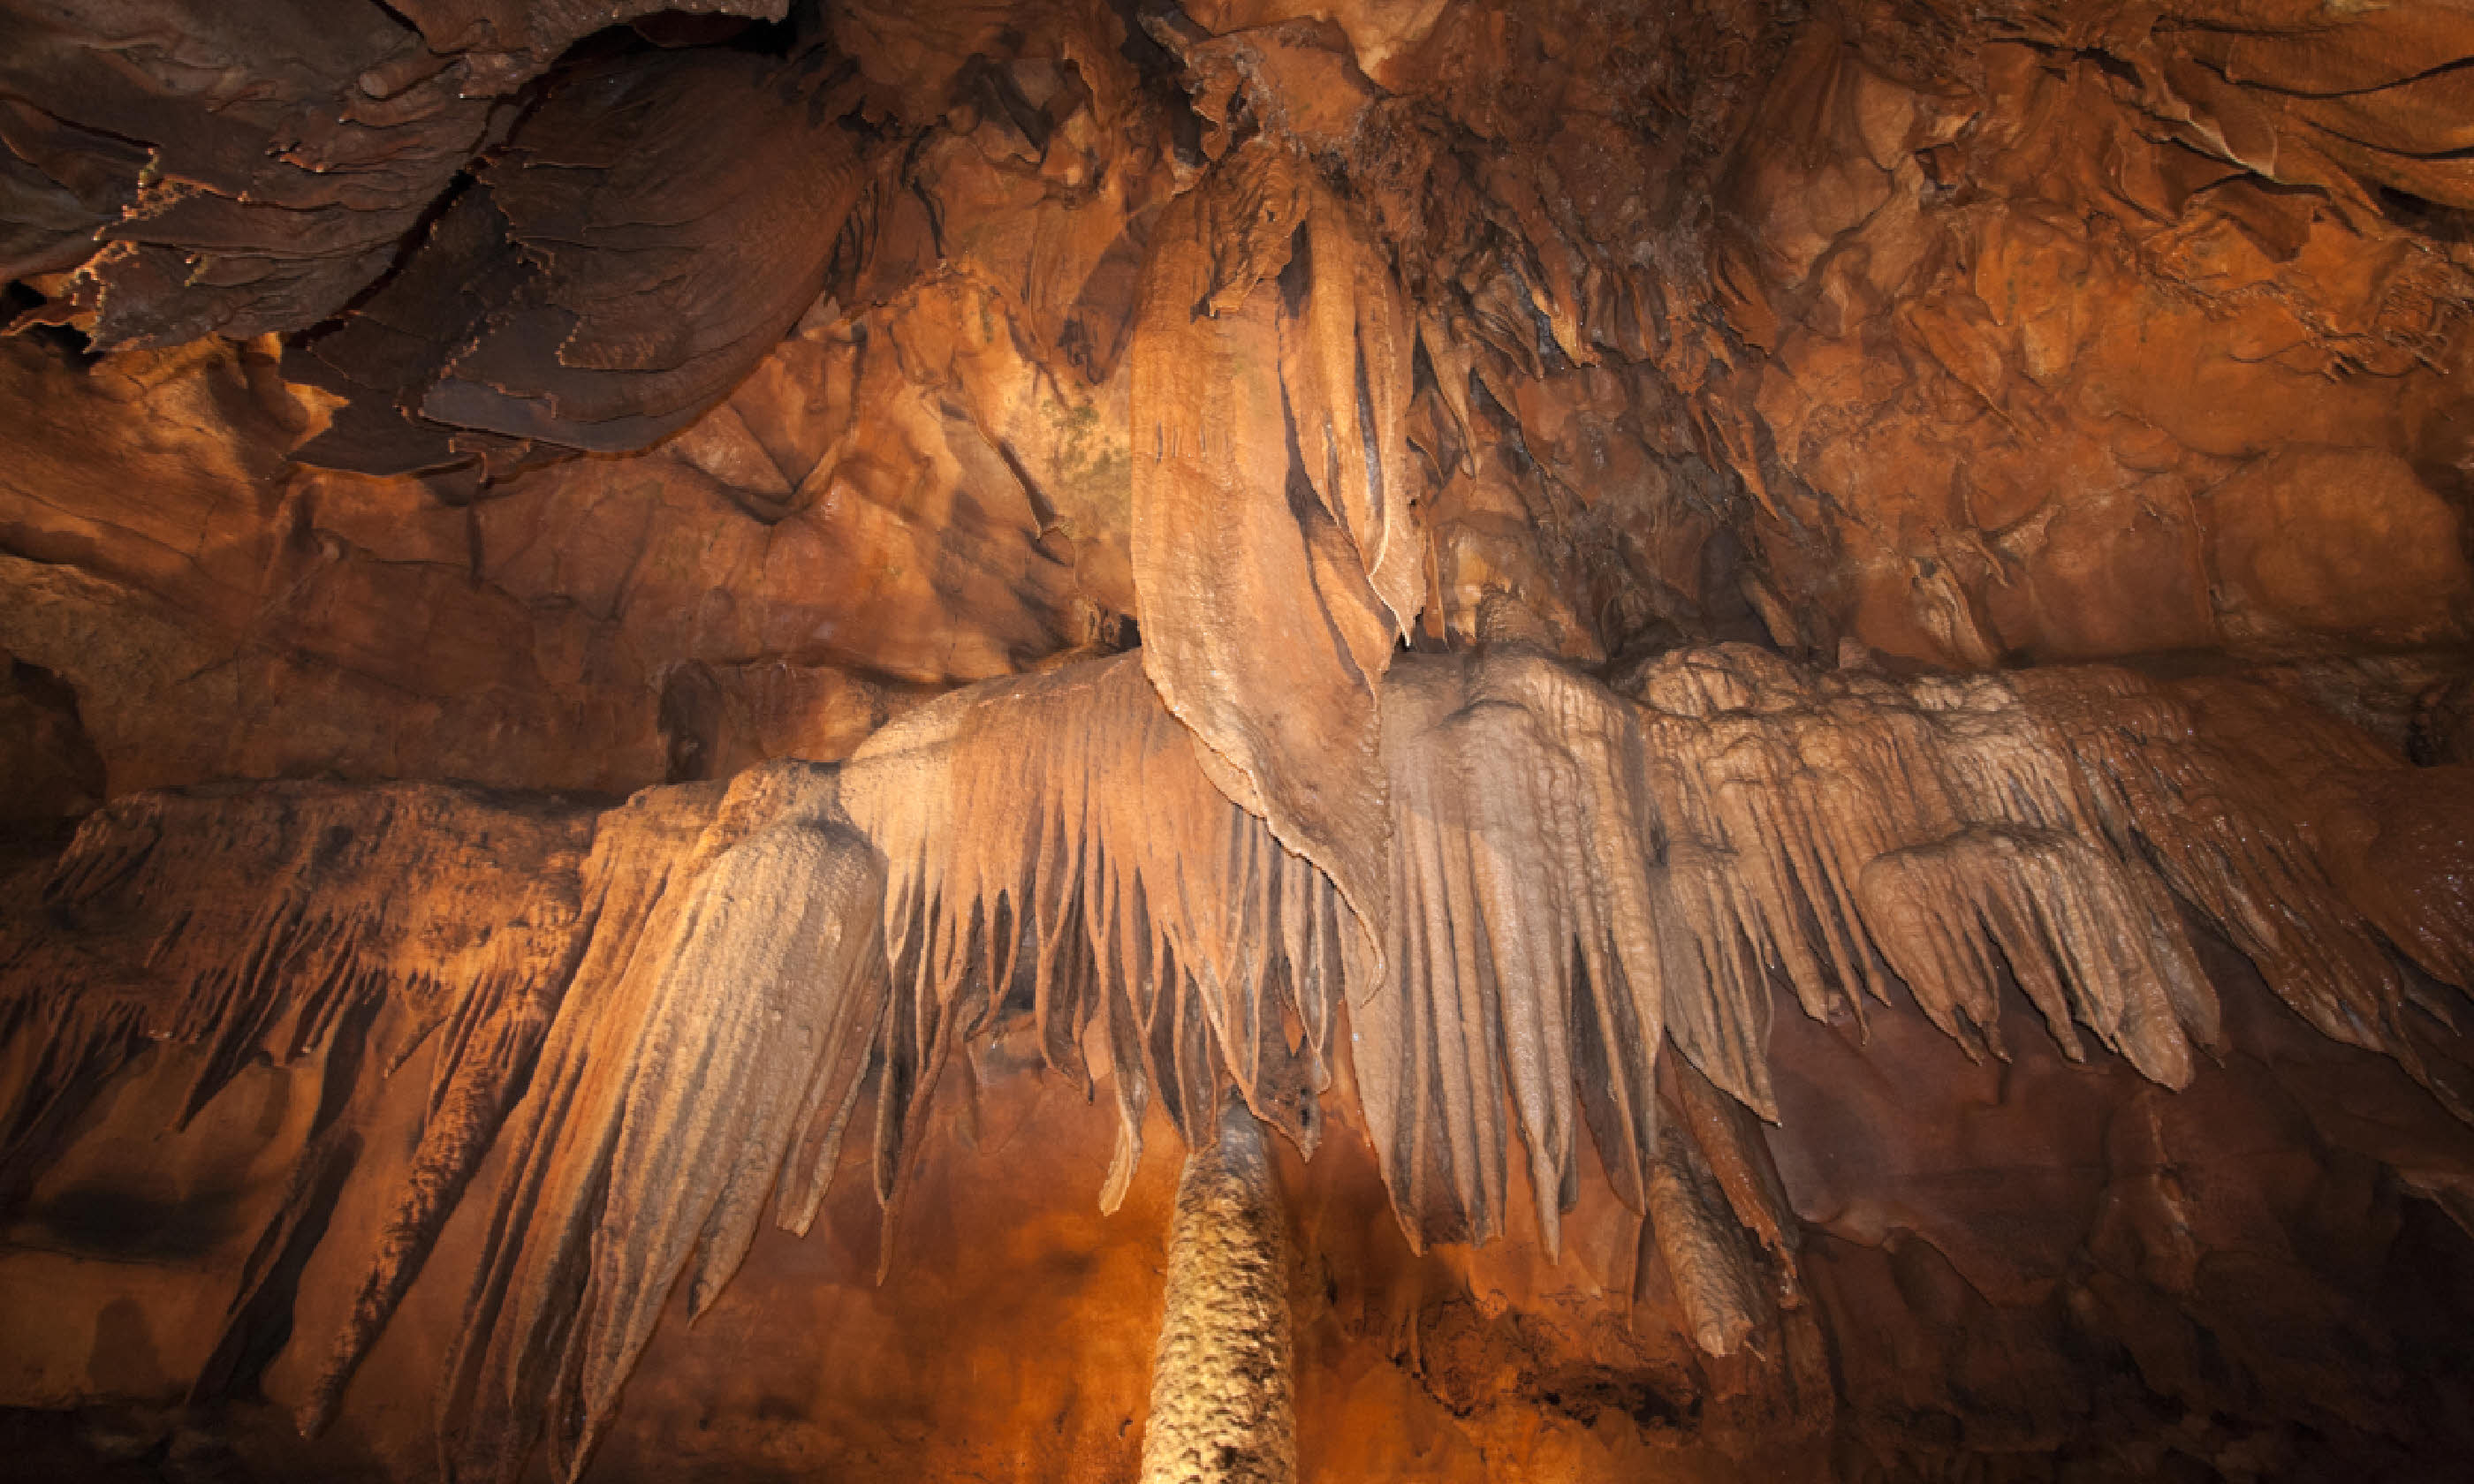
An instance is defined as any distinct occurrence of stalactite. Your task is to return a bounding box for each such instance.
[297,782,728,1435]
[1128,137,1417,957]
[3,640,2469,1480]
[1274,179,1425,635]
[1622,647,2470,1117]
[440,767,886,1484]
[1355,642,1669,1256]
[838,653,1347,1227]
[1645,1112,1766,1359]
[2011,668,2442,1084]
[1630,650,2218,1095]
[1360,639,2470,1274]
[1662,1049,1800,1286]
[1637,1050,1802,1364]
[0,784,592,1198]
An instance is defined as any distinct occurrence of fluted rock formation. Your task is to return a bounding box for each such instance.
[6,0,2474,1479]
[4,634,2470,1477]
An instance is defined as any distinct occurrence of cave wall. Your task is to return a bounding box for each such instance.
[4,644,2472,1480]
[4,2,2474,1481]
[7,855,2472,1482]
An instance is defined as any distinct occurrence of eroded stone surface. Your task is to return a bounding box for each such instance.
[5,2,2474,1480]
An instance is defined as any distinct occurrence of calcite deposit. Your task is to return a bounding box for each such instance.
[4,1,2473,1480]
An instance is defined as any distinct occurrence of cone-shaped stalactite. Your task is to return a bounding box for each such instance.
[437,768,888,1484]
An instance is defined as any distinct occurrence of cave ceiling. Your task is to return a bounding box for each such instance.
[3,0,2464,801]
[4,1,2474,1480]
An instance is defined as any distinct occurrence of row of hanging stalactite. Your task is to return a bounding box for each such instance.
[3,642,2469,1481]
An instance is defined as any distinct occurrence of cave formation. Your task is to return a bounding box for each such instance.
[4,1,2474,1480]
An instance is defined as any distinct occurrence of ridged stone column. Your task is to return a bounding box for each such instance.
[1137,1098,1295,1484]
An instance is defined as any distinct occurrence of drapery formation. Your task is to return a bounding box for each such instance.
[4,638,2468,1480]
[1129,141,1421,955]
[838,655,1350,1221]
[4,3,2473,1478]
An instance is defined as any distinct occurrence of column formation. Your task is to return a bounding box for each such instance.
[1139,1098,1297,1484]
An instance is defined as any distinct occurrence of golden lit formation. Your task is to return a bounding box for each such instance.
[4,2,2473,1480]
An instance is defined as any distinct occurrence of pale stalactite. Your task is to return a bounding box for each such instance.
[1633,1024,1798,1363]
[1128,135,1420,960]
[0,786,589,1135]
[0,783,594,1226]
[1646,1108,1767,1359]
[4,641,2471,1480]
[1139,1098,1295,1484]
[1356,642,1670,1257]
[1274,178,1425,639]
[2007,668,2429,1079]
[1624,646,2474,1119]
[438,766,886,1484]
[839,653,1347,1220]
[300,783,725,1435]
[1660,1048,1801,1295]
[1628,648,2222,1095]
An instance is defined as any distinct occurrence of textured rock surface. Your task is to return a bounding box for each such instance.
[8,0,2470,803]
[1140,1100,1294,1484]
[5,0,2474,1480]
[3,643,2470,1480]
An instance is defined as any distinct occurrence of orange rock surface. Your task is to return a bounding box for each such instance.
[4,1,2474,1480]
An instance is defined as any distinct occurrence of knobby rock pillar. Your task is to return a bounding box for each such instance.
[1138,1097,1296,1484]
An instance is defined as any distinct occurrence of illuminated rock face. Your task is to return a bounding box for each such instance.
[1141,1100,1294,1484]
[4,1,2474,1480]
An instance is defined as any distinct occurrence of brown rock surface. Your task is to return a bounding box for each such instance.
[6,0,2474,1479]
[4,771,2469,1480]
[2,640,2469,1479]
